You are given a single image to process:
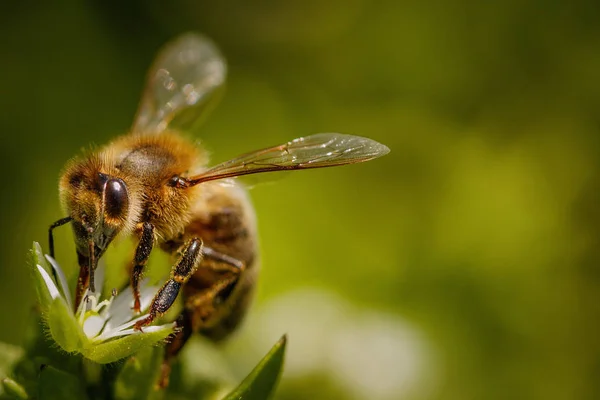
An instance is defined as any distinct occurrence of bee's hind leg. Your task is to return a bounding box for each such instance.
[133,238,203,331]
[157,272,241,389]
[157,248,245,389]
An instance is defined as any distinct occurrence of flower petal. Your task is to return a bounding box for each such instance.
[97,323,175,341]
[103,286,135,331]
[97,313,151,342]
[36,265,61,300]
[104,280,158,332]
[45,255,73,310]
[83,314,106,338]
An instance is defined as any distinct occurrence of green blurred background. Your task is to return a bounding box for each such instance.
[2,1,600,399]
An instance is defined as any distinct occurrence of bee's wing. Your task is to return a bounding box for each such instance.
[187,133,390,185]
[132,33,227,135]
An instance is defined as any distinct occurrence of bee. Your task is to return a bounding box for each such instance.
[48,33,389,387]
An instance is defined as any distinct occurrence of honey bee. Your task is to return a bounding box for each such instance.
[48,33,389,387]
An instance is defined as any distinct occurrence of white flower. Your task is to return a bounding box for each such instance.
[32,242,175,363]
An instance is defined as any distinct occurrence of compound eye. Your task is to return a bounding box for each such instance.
[103,178,129,219]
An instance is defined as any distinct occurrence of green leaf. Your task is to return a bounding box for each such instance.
[1,378,28,399]
[222,335,287,400]
[82,325,174,364]
[46,298,85,353]
[37,366,87,400]
[113,346,163,400]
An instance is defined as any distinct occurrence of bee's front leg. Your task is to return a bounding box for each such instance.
[131,222,154,313]
[48,216,72,259]
[133,238,203,330]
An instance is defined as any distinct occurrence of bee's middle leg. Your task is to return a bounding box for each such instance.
[157,262,243,389]
[133,237,203,330]
[131,222,155,313]
[74,252,90,308]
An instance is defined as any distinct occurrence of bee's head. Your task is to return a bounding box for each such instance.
[59,157,131,262]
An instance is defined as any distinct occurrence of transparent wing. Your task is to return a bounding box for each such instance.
[187,133,390,185]
[132,33,227,135]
